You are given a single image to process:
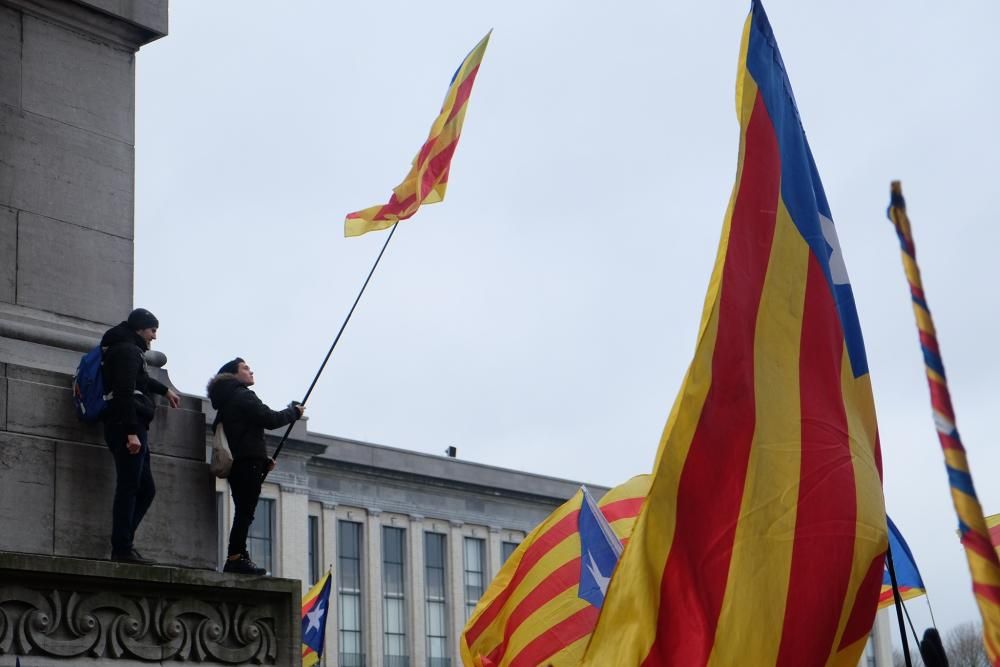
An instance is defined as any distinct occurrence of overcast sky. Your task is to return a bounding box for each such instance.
[134,0,999,644]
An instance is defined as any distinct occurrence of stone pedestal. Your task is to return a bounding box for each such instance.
[0,2,301,664]
[0,551,302,665]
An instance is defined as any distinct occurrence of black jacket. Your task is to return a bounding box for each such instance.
[207,373,300,460]
[100,322,168,434]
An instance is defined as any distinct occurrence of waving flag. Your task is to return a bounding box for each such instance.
[460,475,649,667]
[345,31,490,237]
[889,182,1000,663]
[577,486,624,609]
[301,571,332,667]
[878,516,926,609]
[581,3,886,666]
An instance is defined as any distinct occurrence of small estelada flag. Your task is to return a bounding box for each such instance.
[344,31,491,238]
[301,571,332,667]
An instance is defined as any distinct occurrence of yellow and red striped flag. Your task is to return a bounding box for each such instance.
[344,31,490,237]
[460,475,649,667]
[581,3,886,665]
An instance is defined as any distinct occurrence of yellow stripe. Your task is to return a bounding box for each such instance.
[708,200,806,666]
[926,368,946,385]
[826,357,885,666]
[582,55,756,667]
[504,595,590,664]
[542,634,590,667]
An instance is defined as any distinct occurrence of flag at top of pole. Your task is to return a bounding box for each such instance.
[344,31,491,238]
[581,2,886,665]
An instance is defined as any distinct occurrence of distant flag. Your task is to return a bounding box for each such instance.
[581,2,887,666]
[878,516,927,609]
[460,475,649,667]
[301,571,332,667]
[577,486,623,609]
[986,514,1000,558]
[344,31,491,237]
[888,181,1000,664]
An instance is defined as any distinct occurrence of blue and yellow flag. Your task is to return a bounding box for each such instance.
[301,571,332,667]
[879,516,926,609]
[581,2,886,665]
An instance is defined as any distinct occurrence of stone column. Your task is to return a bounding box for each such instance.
[408,514,426,667]
[449,519,466,667]
[487,525,502,581]
[280,485,309,584]
[322,501,339,666]
[365,508,383,667]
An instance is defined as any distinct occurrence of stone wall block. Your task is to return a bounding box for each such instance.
[23,15,135,142]
[5,366,104,445]
[17,212,132,324]
[0,206,14,303]
[0,432,55,553]
[0,362,6,429]
[0,109,133,239]
[54,443,218,569]
[0,5,19,109]
[148,402,208,461]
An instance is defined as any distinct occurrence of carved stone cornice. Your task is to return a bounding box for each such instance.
[0,584,276,663]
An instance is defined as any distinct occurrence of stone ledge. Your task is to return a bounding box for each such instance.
[0,551,301,664]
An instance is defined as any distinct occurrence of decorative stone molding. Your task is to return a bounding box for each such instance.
[0,584,278,663]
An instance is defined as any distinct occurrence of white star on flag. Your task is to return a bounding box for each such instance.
[305,601,326,634]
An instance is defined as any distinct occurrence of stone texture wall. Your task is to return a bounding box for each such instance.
[0,0,218,569]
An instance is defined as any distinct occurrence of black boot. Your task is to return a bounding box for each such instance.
[223,553,266,575]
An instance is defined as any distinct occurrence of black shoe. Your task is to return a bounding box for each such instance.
[111,548,156,565]
[223,555,266,575]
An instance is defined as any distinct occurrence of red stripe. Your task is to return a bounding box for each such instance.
[776,254,856,666]
[973,582,1000,607]
[919,330,940,357]
[837,553,885,650]
[465,496,641,647]
[939,432,964,452]
[928,380,956,423]
[419,137,459,200]
[445,63,481,124]
[483,558,582,663]
[988,523,1000,546]
[910,284,926,304]
[962,531,998,562]
[508,605,600,667]
[641,92,780,666]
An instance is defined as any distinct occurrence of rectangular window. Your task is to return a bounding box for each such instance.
[383,526,408,667]
[308,515,320,585]
[464,537,485,620]
[338,520,365,667]
[501,541,519,564]
[425,532,449,667]
[247,498,275,575]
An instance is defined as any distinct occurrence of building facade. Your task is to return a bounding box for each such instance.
[209,411,895,667]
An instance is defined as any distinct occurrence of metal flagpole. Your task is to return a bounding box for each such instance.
[887,545,913,667]
[261,221,400,483]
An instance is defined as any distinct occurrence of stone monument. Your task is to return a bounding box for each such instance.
[0,1,300,663]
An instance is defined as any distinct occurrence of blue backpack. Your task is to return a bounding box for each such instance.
[73,345,107,422]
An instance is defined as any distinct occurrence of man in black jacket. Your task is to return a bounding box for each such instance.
[208,358,303,575]
[101,308,180,564]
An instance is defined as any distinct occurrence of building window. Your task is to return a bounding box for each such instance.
[338,520,365,667]
[464,537,485,620]
[216,491,226,569]
[383,526,408,667]
[425,532,449,667]
[501,541,519,564]
[308,515,321,585]
[247,498,275,575]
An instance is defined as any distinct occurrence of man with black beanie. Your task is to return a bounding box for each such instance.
[207,358,303,575]
[101,307,180,564]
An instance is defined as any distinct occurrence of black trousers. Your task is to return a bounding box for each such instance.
[105,424,155,554]
[227,458,267,558]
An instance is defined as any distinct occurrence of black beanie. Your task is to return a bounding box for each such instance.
[218,357,245,375]
[127,308,159,330]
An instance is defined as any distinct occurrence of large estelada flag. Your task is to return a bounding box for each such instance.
[460,475,649,666]
[301,571,332,667]
[344,31,490,237]
[581,2,887,665]
[878,516,926,609]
